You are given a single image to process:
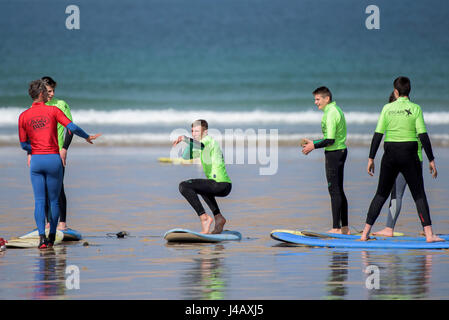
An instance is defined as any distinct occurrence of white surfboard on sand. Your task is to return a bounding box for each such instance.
[164,228,242,243]
[6,230,64,248]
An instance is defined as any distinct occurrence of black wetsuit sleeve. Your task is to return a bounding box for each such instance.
[313,139,335,149]
[62,128,74,150]
[369,132,384,159]
[181,136,205,160]
[418,133,435,162]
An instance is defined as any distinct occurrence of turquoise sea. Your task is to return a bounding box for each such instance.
[0,0,448,145]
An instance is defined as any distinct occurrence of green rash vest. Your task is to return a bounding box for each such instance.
[182,135,231,183]
[45,98,73,150]
[315,101,347,151]
[375,97,425,161]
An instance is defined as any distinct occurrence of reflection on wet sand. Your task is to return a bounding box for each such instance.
[323,251,349,300]
[31,247,68,299]
[2,147,449,299]
[171,244,227,300]
[361,251,433,300]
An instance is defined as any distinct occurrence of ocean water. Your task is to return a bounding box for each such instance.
[0,0,448,145]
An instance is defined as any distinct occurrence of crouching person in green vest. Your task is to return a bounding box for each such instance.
[173,120,232,234]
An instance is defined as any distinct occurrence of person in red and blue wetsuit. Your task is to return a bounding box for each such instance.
[18,79,101,249]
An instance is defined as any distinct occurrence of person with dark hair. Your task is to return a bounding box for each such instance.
[372,92,422,237]
[302,87,350,234]
[32,76,74,231]
[393,76,411,97]
[361,77,442,242]
[19,79,101,249]
[173,119,232,234]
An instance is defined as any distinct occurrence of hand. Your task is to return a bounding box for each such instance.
[299,138,308,147]
[86,133,102,144]
[27,154,31,167]
[429,160,437,179]
[301,139,314,155]
[367,158,375,176]
[172,135,184,147]
[60,148,67,167]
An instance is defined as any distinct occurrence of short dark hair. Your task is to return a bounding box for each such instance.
[313,86,332,101]
[191,119,208,130]
[28,80,47,100]
[41,76,57,89]
[388,91,396,103]
[393,76,410,97]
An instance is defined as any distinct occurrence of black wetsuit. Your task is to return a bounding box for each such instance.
[365,97,435,227]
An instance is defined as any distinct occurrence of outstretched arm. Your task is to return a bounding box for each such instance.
[54,107,101,144]
[173,135,204,159]
[66,122,101,144]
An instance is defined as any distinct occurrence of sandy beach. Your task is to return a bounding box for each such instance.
[1,145,449,300]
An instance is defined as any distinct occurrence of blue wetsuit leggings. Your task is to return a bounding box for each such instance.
[30,154,63,236]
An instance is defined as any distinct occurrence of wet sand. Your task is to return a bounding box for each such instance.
[1,146,449,299]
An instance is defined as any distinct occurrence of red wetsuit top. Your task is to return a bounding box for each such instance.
[18,102,72,155]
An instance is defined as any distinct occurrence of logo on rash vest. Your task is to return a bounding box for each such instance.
[388,110,411,117]
[29,116,50,130]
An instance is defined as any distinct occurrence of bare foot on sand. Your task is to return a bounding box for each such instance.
[424,226,445,243]
[211,214,226,234]
[341,226,351,235]
[360,224,372,241]
[57,222,67,231]
[199,214,214,234]
[327,228,342,234]
[372,227,394,237]
[426,234,445,243]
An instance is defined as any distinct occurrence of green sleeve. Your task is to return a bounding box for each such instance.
[58,100,72,121]
[415,106,427,135]
[65,103,73,121]
[375,106,387,134]
[325,110,338,139]
[212,142,225,165]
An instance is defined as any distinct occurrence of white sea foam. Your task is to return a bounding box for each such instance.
[2,107,449,126]
[3,132,449,146]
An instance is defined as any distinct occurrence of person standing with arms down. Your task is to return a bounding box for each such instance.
[373,92,424,237]
[302,87,350,235]
[361,76,443,242]
[173,120,232,234]
[18,79,101,249]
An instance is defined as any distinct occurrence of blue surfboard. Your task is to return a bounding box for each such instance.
[164,228,242,243]
[62,228,83,241]
[271,231,449,249]
[20,228,82,241]
[300,230,449,242]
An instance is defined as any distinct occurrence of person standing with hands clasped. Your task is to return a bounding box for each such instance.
[302,87,350,235]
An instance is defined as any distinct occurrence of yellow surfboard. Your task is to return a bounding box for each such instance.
[158,157,200,165]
